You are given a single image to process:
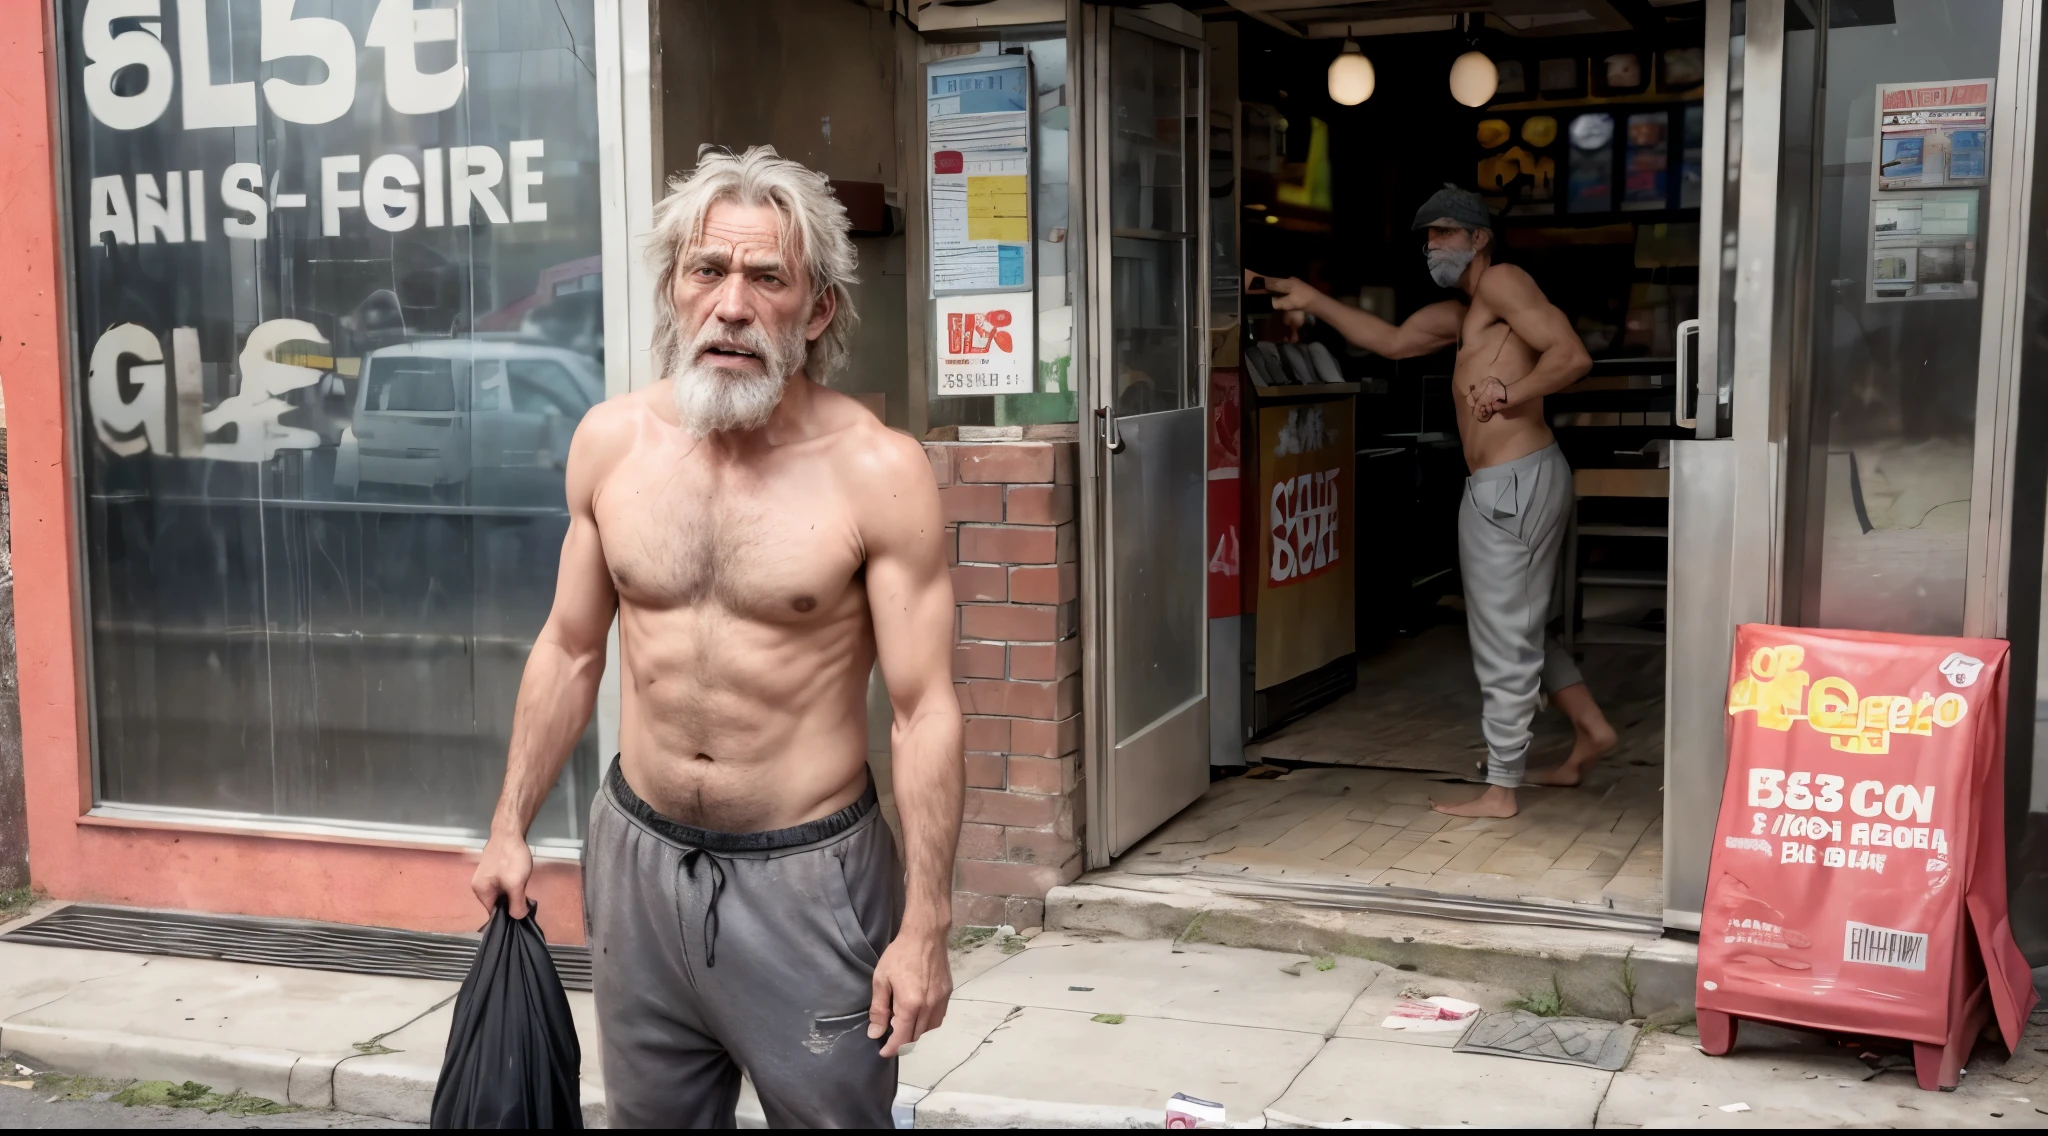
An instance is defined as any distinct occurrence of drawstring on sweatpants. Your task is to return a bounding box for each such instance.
[681,847,729,967]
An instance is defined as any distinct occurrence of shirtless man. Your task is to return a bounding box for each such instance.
[1261,185,1615,819]
[470,146,962,1127]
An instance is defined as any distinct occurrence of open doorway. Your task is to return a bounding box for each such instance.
[1121,2,1707,926]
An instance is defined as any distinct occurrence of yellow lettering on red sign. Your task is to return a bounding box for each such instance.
[1727,643,1966,752]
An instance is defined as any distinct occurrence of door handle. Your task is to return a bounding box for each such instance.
[1675,318,1701,430]
[1096,405,1125,455]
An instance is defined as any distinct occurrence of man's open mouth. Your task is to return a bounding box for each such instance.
[702,345,761,363]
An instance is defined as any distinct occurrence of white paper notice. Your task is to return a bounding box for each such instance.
[927,59,1031,295]
[935,293,1035,397]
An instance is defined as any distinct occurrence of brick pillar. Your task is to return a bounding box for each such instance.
[927,439,1082,930]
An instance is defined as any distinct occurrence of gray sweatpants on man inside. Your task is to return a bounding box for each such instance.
[584,760,902,1128]
[1459,443,1584,788]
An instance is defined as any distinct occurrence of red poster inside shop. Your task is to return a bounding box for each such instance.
[1699,625,2034,1072]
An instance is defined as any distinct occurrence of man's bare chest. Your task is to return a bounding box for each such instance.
[1456,313,1536,389]
[593,465,865,620]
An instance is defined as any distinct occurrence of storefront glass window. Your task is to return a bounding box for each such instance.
[1787,0,2004,635]
[63,0,607,843]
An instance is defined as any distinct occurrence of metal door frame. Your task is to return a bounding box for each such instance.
[1965,0,2045,639]
[1077,2,1210,866]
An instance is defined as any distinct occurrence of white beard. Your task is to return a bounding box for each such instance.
[671,320,808,435]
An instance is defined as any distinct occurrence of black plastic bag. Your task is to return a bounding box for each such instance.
[430,900,584,1129]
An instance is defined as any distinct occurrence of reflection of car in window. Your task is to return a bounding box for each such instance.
[364,358,459,412]
[335,340,603,508]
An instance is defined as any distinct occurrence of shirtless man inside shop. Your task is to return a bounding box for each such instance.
[1259,184,1616,819]
[470,146,962,1127]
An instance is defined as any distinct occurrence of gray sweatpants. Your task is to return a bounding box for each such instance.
[1459,443,1584,788]
[584,760,902,1128]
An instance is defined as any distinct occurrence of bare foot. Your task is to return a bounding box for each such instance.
[1432,784,1518,818]
[1533,687,1619,787]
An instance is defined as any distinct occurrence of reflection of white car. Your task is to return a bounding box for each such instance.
[335,340,603,502]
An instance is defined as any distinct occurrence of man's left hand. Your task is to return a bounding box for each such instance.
[869,927,953,1058]
[1468,376,1512,422]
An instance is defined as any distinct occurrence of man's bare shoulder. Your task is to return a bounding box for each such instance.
[801,387,940,548]
[568,387,668,489]
[1473,263,1548,307]
[801,385,922,475]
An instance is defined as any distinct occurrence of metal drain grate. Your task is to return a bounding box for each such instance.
[2,904,592,991]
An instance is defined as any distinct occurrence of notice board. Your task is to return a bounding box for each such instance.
[926,52,1034,396]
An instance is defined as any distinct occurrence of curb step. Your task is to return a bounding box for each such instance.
[1047,871,1698,1023]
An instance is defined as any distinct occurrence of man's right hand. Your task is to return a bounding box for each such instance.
[1259,274,1323,313]
[471,829,534,918]
[1251,273,1318,339]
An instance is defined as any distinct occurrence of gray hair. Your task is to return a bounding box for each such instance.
[647,145,860,383]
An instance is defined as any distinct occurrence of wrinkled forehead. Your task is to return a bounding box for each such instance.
[687,198,801,270]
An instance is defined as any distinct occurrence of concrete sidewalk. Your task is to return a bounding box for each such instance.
[1,902,2043,1128]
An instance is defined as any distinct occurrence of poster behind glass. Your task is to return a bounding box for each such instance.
[64,0,604,840]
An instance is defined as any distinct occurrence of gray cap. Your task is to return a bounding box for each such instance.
[1411,184,1493,231]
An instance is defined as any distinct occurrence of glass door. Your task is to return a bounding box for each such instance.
[1084,7,1209,858]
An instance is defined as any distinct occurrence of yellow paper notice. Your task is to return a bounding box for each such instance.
[967,174,1029,242]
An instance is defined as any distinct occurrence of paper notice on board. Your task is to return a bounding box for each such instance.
[968,174,1029,241]
[935,293,1035,397]
[1868,79,1991,302]
[1876,80,1992,191]
[928,60,1032,294]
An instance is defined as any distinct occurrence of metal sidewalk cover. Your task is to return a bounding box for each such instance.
[1,904,593,992]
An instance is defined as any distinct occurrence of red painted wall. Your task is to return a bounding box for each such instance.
[0,5,583,942]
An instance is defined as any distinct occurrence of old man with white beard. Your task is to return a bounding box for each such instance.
[470,146,963,1127]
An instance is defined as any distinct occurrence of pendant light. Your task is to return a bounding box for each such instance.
[1448,14,1497,108]
[1328,36,1375,106]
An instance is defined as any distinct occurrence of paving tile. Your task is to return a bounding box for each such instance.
[1442,831,1516,873]
[1474,850,1563,879]
[1266,803,1360,855]
[1372,803,1429,829]
[1399,811,1454,836]
[1421,871,1529,901]
[1299,820,1372,861]
[1341,823,1408,859]
[1266,1037,1611,1127]
[1357,835,1429,873]
[900,998,1018,1090]
[1597,1028,2040,1129]
[2,951,456,1060]
[927,1006,1324,1125]
[1531,868,1617,904]
[1600,874,1663,913]
[1367,868,1438,889]
[954,936,1376,1034]
[1332,968,1516,1048]
[0,941,155,1020]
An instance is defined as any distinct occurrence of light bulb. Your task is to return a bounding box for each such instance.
[1328,40,1375,106]
[1449,50,1498,108]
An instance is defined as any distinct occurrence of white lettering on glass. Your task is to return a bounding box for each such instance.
[220,164,267,236]
[260,0,357,125]
[366,0,466,114]
[87,323,168,455]
[176,0,256,128]
[82,0,176,131]
[363,153,422,231]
